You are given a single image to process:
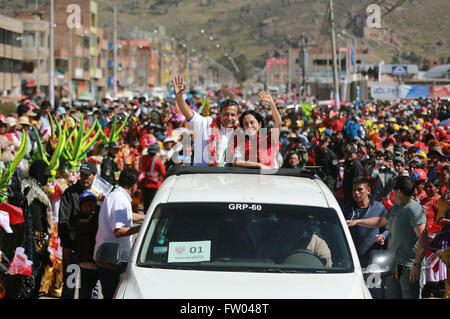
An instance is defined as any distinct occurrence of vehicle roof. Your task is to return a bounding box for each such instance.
[166,173,330,207]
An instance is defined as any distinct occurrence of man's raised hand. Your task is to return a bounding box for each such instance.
[173,76,186,96]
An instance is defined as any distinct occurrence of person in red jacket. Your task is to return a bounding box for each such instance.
[139,143,166,214]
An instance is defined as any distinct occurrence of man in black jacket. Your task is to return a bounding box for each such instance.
[100,142,121,185]
[58,162,97,299]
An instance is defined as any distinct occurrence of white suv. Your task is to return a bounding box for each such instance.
[96,167,394,299]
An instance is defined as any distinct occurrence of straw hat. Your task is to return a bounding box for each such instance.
[18,116,31,126]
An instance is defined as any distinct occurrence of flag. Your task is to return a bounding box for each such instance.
[8,247,33,276]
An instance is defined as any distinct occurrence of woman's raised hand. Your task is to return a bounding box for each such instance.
[258,90,275,107]
[172,76,186,96]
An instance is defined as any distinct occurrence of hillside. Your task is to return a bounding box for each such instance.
[1,0,449,81]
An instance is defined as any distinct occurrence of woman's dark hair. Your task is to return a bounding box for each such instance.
[119,169,139,188]
[426,178,441,189]
[393,176,416,197]
[281,151,299,168]
[239,110,265,129]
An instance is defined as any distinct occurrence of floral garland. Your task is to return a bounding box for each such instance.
[207,115,239,167]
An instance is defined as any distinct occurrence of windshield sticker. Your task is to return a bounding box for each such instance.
[228,203,262,211]
[153,246,168,254]
[168,241,211,263]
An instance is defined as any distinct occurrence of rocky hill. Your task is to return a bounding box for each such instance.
[2,0,449,81]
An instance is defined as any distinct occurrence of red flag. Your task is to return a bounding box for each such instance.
[8,247,33,276]
[0,203,24,225]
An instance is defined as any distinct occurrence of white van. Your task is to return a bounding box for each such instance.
[96,167,395,299]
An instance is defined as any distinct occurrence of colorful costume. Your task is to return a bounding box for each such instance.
[0,131,28,299]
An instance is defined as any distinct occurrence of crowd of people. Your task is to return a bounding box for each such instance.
[0,74,449,299]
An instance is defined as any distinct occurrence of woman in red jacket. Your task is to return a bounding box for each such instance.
[139,143,166,214]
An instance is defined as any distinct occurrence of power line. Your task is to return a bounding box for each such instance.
[315,1,331,45]
[382,0,407,17]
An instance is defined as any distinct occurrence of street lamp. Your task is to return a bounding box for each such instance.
[97,0,118,98]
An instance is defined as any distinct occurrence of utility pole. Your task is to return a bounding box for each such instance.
[288,47,292,101]
[113,6,118,98]
[49,0,55,107]
[329,0,340,107]
[68,27,73,106]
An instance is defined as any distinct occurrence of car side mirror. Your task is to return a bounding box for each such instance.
[95,242,128,272]
[362,250,395,277]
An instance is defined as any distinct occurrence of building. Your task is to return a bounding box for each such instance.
[286,45,371,100]
[0,14,23,96]
[42,0,101,101]
[16,12,50,98]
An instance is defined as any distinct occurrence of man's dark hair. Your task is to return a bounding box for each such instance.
[440,165,450,175]
[219,99,239,113]
[393,176,416,197]
[17,104,30,117]
[352,176,371,189]
[41,100,51,108]
[119,169,139,188]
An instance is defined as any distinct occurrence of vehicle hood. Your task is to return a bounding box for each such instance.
[120,267,369,299]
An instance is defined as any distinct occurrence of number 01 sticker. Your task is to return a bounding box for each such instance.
[168,241,211,263]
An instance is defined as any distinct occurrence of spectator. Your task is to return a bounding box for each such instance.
[94,169,144,299]
[139,143,166,214]
[73,192,100,299]
[343,176,389,298]
[58,162,99,299]
[343,144,364,205]
[347,176,428,299]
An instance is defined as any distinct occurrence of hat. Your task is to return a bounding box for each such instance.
[57,106,67,115]
[163,137,176,144]
[414,150,427,159]
[428,146,445,158]
[6,117,17,127]
[394,146,405,156]
[18,116,31,126]
[345,144,357,154]
[411,169,427,181]
[366,141,376,149]
[288,133,297,139]
[79,162,97,175]
[147,143,160,154]
[108,141,120,149]
[408,157,422,166]
[394,156,405,165]
[79,191,97,205]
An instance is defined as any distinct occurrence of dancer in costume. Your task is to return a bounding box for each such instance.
[0,131,28,299]
[32,118,67,297]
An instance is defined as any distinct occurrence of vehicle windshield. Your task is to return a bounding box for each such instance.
[138,203,354,273]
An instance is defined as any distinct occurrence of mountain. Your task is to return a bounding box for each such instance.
[2,0,449,82]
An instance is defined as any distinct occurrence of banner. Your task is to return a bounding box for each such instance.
[371,85,449,99]
[370,85,398,99]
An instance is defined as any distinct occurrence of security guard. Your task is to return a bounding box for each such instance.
[100,141,121,185]
[315,135,340,191]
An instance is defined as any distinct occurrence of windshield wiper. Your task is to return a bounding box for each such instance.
[252,268,288,273]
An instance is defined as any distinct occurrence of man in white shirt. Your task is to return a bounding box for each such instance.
[94,168,144,299]
[173,76,240,166]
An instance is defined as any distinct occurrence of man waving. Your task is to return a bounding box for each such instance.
[173,76,240,166]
